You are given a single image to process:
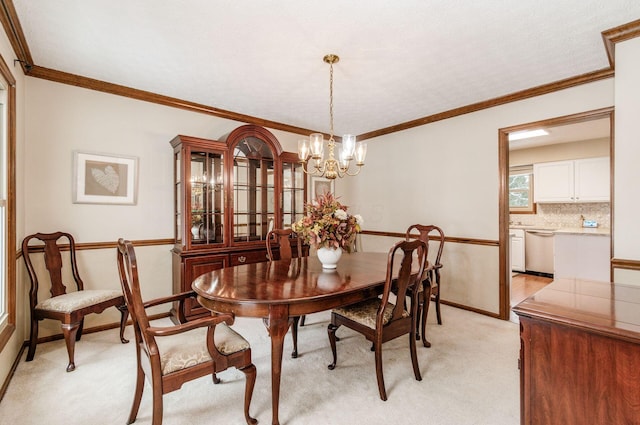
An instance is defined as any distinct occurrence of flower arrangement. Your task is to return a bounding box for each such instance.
[292,192,363,252]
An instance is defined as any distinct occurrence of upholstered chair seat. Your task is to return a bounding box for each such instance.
[332,298,409,329]
[37,289,123,312]
[156,324,251,375]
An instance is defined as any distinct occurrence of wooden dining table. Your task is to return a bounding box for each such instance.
[192,251,400,425]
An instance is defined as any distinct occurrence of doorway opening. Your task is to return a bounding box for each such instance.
[498,107,614,320]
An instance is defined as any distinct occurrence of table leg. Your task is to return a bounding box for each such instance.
[268,304,291,425]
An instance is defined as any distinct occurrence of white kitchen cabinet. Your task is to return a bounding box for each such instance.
[554,233,610,282]
[533,157,609,203]
[510,228,525,272]
[574,157,610,202]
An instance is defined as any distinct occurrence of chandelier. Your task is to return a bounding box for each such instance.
[298,54,367,180]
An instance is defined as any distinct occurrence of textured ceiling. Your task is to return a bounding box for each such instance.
[509,118,610,150]
[12,1,640,137]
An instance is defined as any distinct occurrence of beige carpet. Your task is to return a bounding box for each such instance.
[0,305,520,424]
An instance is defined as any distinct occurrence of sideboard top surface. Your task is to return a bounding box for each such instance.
[513,278,640,343]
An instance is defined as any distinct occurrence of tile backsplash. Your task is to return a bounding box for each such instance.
[510,202,610,229]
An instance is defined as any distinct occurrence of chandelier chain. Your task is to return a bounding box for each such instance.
[329,60,334,140]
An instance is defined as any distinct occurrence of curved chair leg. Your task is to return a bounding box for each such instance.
[414,293,424,341]
[76,318,84,341]
[239,363,258,425]
[127,360,145,424]
[299,315,306,326]
[291,316,300,358]
[117,303,130,344]
[409,330,422,382]
[435,292,442,325]
[373,339,387,401]
[212,372,221,384]
[327,323,339,370]
[62,322,81,372]
[26,317,39,362]
[421,289,432,348]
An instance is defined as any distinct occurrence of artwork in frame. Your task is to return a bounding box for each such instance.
[310,176,335,201]
[73,151,139,205]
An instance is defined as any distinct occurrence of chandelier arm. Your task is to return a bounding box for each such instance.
[340,166,363,177]
[300,160,326,177]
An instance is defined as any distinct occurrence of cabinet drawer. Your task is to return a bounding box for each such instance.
[230,249,269,266]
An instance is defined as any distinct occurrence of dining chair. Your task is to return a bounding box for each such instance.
[266,228,305,358]
[22,231,128,372]
[405,224,445,347]
[327,238,428,401]
[116,239,257,425]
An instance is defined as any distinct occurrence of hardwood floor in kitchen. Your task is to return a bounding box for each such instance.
[510,273,553,307]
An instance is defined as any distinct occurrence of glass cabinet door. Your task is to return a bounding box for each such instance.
[232,137,275,242]
[174,151,182,245]
[282,160,305,228]
[190,150,224,245]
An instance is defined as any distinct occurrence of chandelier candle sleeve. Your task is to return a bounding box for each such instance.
[341,134,356,160]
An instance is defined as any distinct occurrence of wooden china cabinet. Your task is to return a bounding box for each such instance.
[170,125,307,322]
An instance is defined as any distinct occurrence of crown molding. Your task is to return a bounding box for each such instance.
[358,68,614,140]
[0,0,32,72]
[1,4,640,141]
[602,18,640,68]
[26,65,321,138]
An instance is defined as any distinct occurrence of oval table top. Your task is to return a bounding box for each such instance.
[192,251,393,318]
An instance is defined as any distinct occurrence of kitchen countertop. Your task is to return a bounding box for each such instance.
[509,225,556,231]
[553,227,610,236]
[509,225,610,236]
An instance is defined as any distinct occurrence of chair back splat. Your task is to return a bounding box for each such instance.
[405,224,446,347]
[327,238,427,401]
[22,231,128,372]
[117,238,257,425]
[266,228,302,261]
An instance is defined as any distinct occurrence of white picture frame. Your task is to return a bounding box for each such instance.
[310,176,335,201]
[73,151,138,205]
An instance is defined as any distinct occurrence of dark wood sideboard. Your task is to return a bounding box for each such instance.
[513,278,640,425]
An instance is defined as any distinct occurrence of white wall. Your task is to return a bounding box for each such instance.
[613,36,640,284]
[24,78,300,241]
[343,79,614,313]
[21,78,302,337]
[509,137,609,166]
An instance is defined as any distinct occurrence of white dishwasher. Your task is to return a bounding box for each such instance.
[524,229,555,275]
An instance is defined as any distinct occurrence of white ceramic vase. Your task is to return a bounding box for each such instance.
[317,246,343,269]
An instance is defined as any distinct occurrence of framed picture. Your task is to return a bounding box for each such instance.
[310,176,335,200]
[73,151,138,205]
